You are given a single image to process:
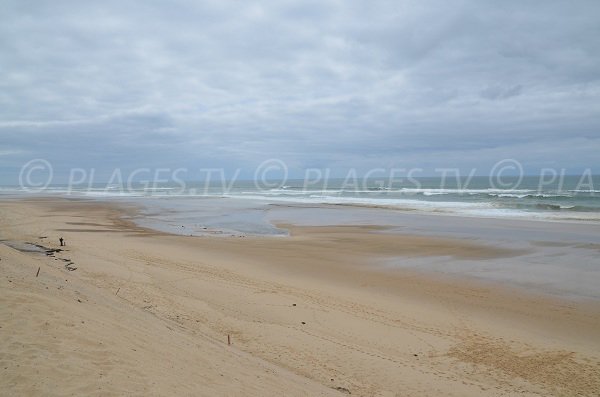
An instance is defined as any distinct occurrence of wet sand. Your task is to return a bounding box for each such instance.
[1,198,599,396]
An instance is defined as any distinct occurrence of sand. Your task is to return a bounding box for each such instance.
[1,198,599,396]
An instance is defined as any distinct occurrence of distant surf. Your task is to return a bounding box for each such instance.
[2,175,600,223]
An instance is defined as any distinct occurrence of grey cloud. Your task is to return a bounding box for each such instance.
[480,85,523,100]
[1,0,599,184]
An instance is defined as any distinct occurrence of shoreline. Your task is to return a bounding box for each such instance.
[1,197,599,396]
[3,188,600,224]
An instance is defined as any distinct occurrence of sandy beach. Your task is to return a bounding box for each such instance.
[1,198,599,396]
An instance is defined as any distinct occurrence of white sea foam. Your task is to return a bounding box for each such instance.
[399,188,535,194]
[219,192,600,221]
[488,193,573,198]
[225,193,494,211]
[75,190,146,197]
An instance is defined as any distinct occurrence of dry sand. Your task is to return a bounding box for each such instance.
[1,198,599,396]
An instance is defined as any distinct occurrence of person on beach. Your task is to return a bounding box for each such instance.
[59,237,64,246]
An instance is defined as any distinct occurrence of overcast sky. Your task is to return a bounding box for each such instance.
[1,0,599,183]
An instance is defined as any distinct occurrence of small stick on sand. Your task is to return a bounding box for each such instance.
[228,334,231,345]
[116,287,120,296]
[36,267,40,277]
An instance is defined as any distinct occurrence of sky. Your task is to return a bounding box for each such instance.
[1,0,600,184]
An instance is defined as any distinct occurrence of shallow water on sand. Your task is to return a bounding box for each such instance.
[119,196,600,301]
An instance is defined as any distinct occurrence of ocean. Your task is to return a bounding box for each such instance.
[2,174,599,238]
[4,175,599,223]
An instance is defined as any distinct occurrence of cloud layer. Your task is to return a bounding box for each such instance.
[1,0,599,182]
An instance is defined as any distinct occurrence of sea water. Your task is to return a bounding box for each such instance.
[4,175,600,229]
